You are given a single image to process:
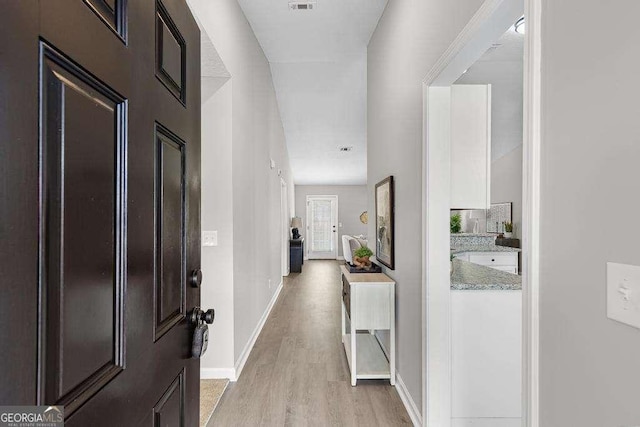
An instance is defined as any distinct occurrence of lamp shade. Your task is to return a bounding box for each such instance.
[291,217,303,229]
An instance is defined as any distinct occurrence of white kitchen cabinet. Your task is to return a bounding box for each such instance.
[454,251,518,274]
[450,84,492,210]
[451,290,522,425]
[453,252,469,261]
[468,252,518,274]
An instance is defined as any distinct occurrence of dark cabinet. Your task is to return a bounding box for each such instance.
[290,238,304,273]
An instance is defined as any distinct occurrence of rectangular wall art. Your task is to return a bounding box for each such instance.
[375,176,395,269]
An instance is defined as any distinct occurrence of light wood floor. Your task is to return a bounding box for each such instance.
[208,260,413,426]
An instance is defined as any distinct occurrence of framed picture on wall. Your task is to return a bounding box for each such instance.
[375,176,395,270]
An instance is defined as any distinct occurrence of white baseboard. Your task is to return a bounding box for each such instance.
[233,280,284,381]
[337,255,345,261]
[452,418,521,427]
[200,367,237,381]
[396,373,423,427]
[374,334,420,426]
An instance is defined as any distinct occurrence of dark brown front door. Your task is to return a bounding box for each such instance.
[0,1,201,425]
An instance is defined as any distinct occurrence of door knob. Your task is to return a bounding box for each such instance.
[190,307,214,359]
[190,307,215,325]
[190,269,203,288]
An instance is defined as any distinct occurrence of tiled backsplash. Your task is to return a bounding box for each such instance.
[450,233,496,246]
[451,209,487,233]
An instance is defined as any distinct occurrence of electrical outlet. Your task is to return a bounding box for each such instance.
[607,262,640,329]
[202,231,218,247]
[268,279,271,289]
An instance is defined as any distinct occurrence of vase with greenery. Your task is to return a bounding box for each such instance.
[503,221,514,238]
[450,214,462,234]
[353,246,374,270]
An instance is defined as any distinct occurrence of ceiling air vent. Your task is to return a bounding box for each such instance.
[338,146,353,152]
[289,1,316,10]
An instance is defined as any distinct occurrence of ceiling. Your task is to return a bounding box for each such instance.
[200,31,231,103]
[237,0,387,185]
[474,29,524,63]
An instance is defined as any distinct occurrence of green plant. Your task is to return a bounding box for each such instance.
[503,221,513,232]
[450,214,462,233]
[354,246,374,258]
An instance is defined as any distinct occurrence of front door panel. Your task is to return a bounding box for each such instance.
[40,42,126,413]
[0,0,201,425]
[155,124,187,341]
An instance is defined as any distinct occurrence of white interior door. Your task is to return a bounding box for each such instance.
[306,195,338,259]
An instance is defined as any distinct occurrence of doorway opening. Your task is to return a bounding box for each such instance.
[422,0,541,425]
[306,195,339,260]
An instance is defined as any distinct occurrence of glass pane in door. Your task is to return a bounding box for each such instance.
[311,200,333,252]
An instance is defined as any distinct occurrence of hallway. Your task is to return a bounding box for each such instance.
[209,261,412,426]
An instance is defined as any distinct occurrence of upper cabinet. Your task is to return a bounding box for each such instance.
[450,84,492,210]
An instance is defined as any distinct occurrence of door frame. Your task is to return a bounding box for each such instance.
[421,0,541,425]
[281,178,290,276]
[306,195,339,260]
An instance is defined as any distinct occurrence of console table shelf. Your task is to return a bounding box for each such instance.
[340,265,396,386]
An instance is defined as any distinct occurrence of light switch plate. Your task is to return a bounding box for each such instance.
[607,262,640,330]
[202,230,218,247]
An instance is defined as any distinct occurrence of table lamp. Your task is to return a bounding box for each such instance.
[291,217,303,239]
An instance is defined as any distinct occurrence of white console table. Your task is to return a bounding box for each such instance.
[340,265,396,387]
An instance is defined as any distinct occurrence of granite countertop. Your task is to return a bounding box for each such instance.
[451,244,521,254]
[451,259,522,290]
[451,233,496,237]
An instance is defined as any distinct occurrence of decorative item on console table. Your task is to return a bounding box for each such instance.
[375,176,395,269]
[349,246,383,273]
[352,246,373,269]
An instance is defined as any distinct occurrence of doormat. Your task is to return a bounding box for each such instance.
[200,379,229,427]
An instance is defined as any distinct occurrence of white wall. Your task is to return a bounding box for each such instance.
[190,0,295,374]
[201,79,234,372]
[294,185,368,258]
[539,0,640,425]
[367,0,485,413]
[492,145,522,238]
[457,60,523,162]
[457,48,524,238]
